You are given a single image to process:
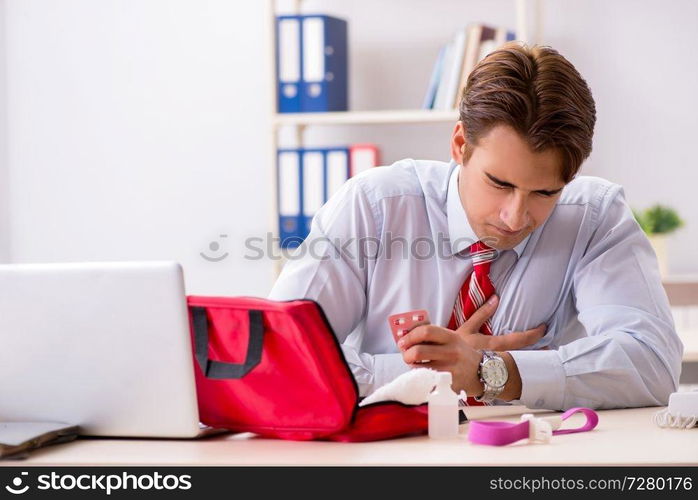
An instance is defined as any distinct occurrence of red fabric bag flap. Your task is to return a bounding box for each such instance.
[187,296,428,441]
[325,402,428,442]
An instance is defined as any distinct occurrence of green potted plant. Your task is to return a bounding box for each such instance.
[633,204,684,277]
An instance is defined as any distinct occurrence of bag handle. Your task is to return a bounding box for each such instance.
[191,307,265,379]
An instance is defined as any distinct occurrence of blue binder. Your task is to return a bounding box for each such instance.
[323,147,350,201]
[276,16,303,113]
[301,147,350,236]
[301,15,348,112]
[300,149,324,237]
[278,147,351,247]
[277,149,304,248]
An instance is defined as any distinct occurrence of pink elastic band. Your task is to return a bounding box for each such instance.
[467,407,598,446]
[553,407,599,435]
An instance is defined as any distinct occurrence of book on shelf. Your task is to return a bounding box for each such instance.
[457,24,496,103]
[421,45,446,110]
[441,28,468,110]
[431,40,454,111]
[478,26,516,64]
[423,24,516,111]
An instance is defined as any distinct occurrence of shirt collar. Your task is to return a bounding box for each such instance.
[446,161,530,258]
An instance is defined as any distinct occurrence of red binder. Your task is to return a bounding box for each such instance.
[187,296,427,442]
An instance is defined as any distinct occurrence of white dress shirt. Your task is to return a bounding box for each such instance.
[268,158,683,410]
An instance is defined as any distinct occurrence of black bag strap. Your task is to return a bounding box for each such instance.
[191,307,265,379]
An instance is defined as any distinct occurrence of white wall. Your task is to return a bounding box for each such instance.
[0,0,9,262]
[4,0,273,295]
[543,0,698,274]
[3,0,697,298]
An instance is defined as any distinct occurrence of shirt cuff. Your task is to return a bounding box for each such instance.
[508,349,566,410]
[371,353,410,397]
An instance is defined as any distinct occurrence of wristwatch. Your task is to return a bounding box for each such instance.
[474,350,508,403]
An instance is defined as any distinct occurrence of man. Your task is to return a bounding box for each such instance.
[268,43,683,410]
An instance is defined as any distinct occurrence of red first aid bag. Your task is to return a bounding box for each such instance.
[186,296,428,442]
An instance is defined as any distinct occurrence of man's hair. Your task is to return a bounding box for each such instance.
[459,42,596,183]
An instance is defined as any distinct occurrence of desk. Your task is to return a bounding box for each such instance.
[5,406,697,466]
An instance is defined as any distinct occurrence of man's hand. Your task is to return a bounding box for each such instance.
[396,296,547,394]
[455,295,546,351]
[397,324,484,396]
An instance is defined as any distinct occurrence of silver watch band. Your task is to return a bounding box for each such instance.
[474,350,506,403]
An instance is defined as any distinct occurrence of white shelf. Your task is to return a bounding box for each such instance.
[273,109,459,127]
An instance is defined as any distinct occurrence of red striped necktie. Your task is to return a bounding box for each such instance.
[448,240,498,405]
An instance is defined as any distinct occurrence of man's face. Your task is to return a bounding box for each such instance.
[451,123,566,251]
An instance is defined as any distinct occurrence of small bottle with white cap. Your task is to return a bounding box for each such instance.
[428,371,459,439]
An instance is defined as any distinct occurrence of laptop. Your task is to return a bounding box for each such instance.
[0,261,225,438]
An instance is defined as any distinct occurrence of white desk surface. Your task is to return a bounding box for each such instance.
[4,406,697,467]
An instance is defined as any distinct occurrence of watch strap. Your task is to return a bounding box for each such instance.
[475,350,505,403]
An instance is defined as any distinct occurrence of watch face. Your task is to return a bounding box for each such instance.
[482,357,508,388]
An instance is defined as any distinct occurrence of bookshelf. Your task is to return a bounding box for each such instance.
[274,109,459,127]
[267,0,542,280]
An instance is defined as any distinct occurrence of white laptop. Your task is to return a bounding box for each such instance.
[0,261,225,438]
